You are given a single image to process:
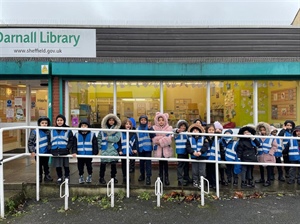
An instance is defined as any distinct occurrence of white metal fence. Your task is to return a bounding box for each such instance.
[1,125,300,218]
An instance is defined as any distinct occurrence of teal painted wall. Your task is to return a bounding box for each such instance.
[51,61,300,79]
[0,61,49,75]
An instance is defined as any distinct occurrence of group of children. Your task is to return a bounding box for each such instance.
[28,113,300,189]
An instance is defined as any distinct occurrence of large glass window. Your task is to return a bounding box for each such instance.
[67,80,299,129]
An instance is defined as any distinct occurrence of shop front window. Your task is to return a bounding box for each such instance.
[67,80,299,130]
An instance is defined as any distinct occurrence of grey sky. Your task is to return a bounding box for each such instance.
[0,0,299,26]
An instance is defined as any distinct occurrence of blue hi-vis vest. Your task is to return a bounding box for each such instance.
[76,132,93,155]
[288,138,300,162]
[274,138,283,157]
[207,139,221,161]
[188,136,206,159]
[121,132,135,155]
[258,137,273,155]
[175,134,188,154]
[137,127,152,152]
[33,130,49,154]
[100,132,119,150]
[283,131,292,149]
[224,140,238,161]
[51,130,69,150]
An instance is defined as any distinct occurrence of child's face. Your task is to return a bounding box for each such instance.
[56,118,64,126]
[296,130,300,137]
[192,129,200,133]
[108,118,115,126]
[243,130,251,135]
[125,121,132,130]
[40,120,48,127]
[140,118,147,124]
[271,130,277,136]
[81,124,88,129]
[259,127,266,135]
[178,124,187,132]
[195,120,201,125]
[158,117,165,126]
[286,123,293,129]
[207,126,215,134]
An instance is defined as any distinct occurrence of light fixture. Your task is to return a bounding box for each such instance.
[17,84,26,88]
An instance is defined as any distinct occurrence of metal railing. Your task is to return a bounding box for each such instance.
[1,125,300,218]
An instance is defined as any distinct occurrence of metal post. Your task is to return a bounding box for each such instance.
[214,136,220,198]
[0,129,4,218]
[126,130,130,198]
[65,178,69,210]
[59,178,69,211]
[155,177,163,207]
[200,176,209,207]
[36,127,40,201]
[107,178,114,208]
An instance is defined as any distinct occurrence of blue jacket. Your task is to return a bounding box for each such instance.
[50,129,73,156]
[174,134,188,155]
[28,129,50,154]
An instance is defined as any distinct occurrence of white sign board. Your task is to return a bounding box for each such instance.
[0,29,96,58]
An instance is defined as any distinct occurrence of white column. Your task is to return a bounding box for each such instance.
[253,81,258,125]
[206,81,211,124]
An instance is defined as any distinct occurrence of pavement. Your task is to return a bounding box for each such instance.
[2,156,300,223]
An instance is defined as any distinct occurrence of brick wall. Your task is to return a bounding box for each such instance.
[52,77,60,122]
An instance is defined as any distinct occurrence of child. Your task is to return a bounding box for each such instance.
[97,113,121,184]
[287,125,300,184]
[278,120,295,178]
[220,129,239,186]
[173,120,192,186]
[270,126,285,181]
[28,116,53,183]
[255,122,277,187]
[214,121,228,186]
[152,112,173,185]
[137,115,155,185]
[186,123,208,188]
[50,114,74,184]
[128,117,137,173]
[73,120,99,184]
[118,118,137,184]
[236,125,260,188]
[205,123,222,189]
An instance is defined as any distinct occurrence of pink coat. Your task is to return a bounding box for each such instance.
[152,112,173,158]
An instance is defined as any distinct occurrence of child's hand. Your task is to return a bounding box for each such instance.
[119,152,123,155]
[31,152,36,158]
[72,153,77,158]
[133,150,137,154]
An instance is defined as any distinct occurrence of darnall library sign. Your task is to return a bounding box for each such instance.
[0,28,96,57]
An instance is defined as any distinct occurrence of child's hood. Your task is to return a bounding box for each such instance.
[187,123,205,133]
[154,112,169,128]
[101,113,121,129]
[255,122,271,135]
[292,125,300,136]
[176,120,189,130]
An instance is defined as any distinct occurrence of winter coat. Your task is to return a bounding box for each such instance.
[152,112,173,158]
[236,138,260,162]
[97,114,121,163]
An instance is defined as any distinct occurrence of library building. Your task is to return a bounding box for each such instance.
[0,26,300,151]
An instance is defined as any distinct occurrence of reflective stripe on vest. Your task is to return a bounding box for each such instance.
[33,130,48,154]
[188,136,206,158]
[225,141,237,161]
[207,140,221,161]
[76,132,93,155]
[121,132,135,155]
[288,139,300,161]
[258,137,273,155]
[51,130,69,149]
[175,134,188,154]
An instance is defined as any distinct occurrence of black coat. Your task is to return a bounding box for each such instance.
[236,138,260,162]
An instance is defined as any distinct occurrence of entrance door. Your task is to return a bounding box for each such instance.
[0,80,48,152]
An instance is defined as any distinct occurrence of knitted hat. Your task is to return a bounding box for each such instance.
[188,123,205,133]
[37,116,50,126]
[214,121,223,131]
[270,125,278,133]
[223,129,233,134]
